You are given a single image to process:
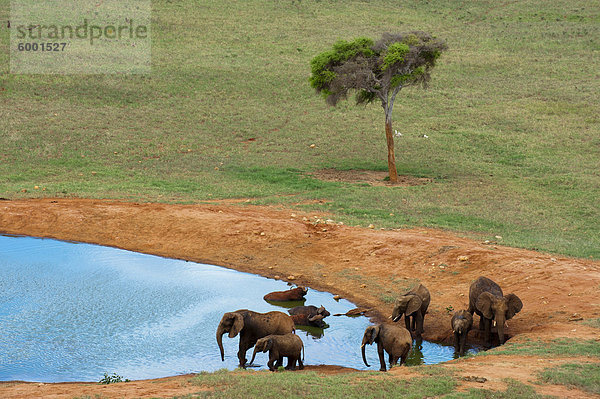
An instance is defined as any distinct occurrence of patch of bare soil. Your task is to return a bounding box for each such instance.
[1,198,599,398]
[310,168,432,186]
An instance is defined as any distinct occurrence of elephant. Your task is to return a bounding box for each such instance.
[263,286,308,301]
[391,283,430,338]
[216,309,295,367]
[361,323,412,372]
[249,333,305,371]
[288,305,330,327]
[451,310,473,355]
[468,276,523,347]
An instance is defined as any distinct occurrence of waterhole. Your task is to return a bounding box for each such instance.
[0,235,475,382]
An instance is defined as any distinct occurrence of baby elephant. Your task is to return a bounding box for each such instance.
[451,310,473,355]
[288,305,330,328]
[249,333,305,371]
[264,286,308,302]
[361,323,412,372]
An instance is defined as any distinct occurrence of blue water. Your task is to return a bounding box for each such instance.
[0,235,462,382]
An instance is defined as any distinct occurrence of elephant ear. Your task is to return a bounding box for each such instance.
[476,292,495,320]
[364,325,379,345]
[229,313,244,338]
[505,293,523,320]
[405,295,423,316]
[263,338,273,352]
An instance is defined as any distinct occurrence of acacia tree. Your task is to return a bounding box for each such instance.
[309,32,447,183]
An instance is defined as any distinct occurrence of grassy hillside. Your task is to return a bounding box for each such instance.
[1,0,599,258]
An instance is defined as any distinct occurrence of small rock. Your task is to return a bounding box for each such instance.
[551,257,557,262]
[360,284,367,288]
[287,275,296,280]
[268,266,274,269]
[34,185,39,190]
[458,255,469,262]
[333,295,341,301]
[439,265,445,269]
[260,232,266,236]
[291,213,297,218]
[309,144,316,148]
[274,275,280,279]
[322,228,327,232]
[368,224,375,229]
[322,274,327,277]
[302,217,308,221]
[495,235,502,239]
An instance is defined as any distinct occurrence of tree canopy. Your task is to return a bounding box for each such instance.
[309,31,447,183]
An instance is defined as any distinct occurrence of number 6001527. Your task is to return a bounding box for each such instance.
[17,42,67,51]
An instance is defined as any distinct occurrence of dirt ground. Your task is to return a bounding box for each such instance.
[0,198,599,398]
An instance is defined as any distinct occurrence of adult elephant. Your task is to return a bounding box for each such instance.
[361,323,412,372]
[391,283,430,338]
[468,276,522,347]
[216,309,295,367]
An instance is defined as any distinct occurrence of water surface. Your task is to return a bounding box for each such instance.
[0,235,467,382]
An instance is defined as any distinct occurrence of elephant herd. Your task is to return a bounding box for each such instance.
[216,276,522,372]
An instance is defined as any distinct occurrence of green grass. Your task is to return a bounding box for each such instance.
[539,363,600,395]
[188,369,455,399]
[1,0,599,258]
[476,338,600,358]
[445,379,552,399]
[582,318,600,329]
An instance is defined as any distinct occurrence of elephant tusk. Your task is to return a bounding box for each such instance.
[388,315,392,319]
[361,344,365,348]
[492,320,496,327]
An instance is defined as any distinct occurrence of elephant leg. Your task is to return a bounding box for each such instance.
[400,352,408,366]
[459,332,468,355]
[416,313,424,336]
[479,316,485,331]
[267,355,278,371]
[377,343,387,372]
[454,332,460,352]
[483,319,492,348]
[237,336,255,367]
[286,357,297,370]
[391,355,399,366]
[389,352,393,365]
[404,315,411,332]
[298,358,304,370]
[275,356,284,369]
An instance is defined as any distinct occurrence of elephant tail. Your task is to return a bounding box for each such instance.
[302,340,305,362]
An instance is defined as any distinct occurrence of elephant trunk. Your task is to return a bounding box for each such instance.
[248,346,259,367]
[216,326,226,361]
[495,315,506,344]
[361,343,370,367]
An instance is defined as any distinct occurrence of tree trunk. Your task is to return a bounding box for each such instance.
[384,114,398,183]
